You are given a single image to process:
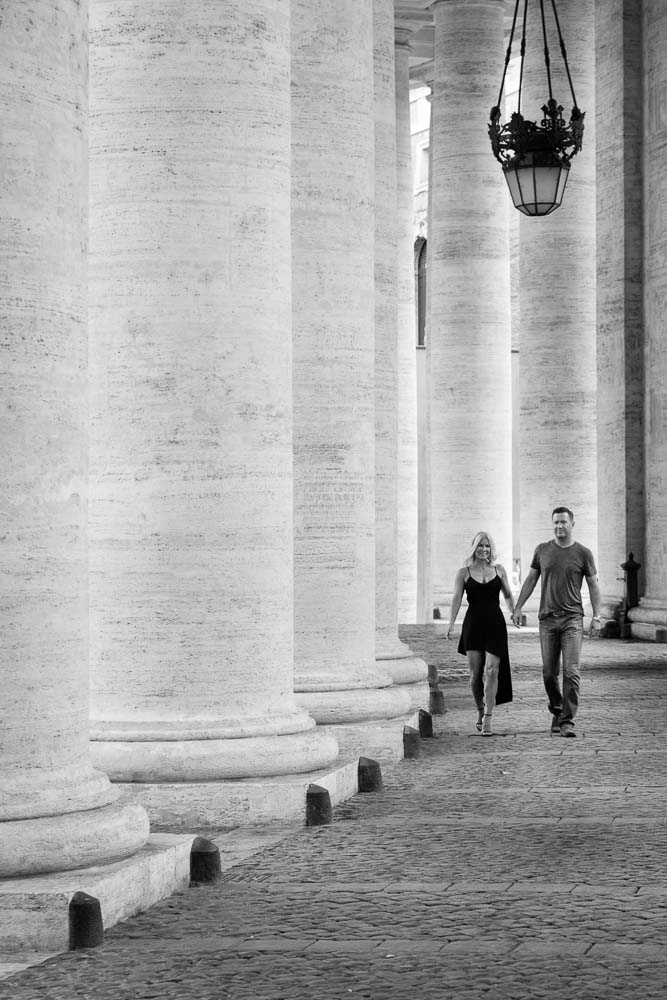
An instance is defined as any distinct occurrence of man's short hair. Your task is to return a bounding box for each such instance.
[552,506,574,521]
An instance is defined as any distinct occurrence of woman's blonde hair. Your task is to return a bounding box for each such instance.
[464,530,498,567]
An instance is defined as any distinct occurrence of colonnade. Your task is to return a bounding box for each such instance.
[0,0,427,881]
[3,0,667,889]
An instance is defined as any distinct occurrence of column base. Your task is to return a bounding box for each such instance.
[320,708,422,762]
[0,832,194,956]
[0,796,149,878]
[114,757,362,829]
[294,684,412,724]
[376,652,429,710]
[90,728,340,783]
[627,600,667,641]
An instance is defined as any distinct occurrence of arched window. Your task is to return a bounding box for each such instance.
[414,237,427,348]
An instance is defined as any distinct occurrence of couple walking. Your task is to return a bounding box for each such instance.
[446,507,601,738]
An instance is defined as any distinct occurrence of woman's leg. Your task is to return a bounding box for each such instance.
[467,650,484,726]
[481,652,501,734]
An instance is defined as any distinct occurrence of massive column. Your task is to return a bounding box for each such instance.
[395,29,420,624]
[518,0,598,577]
[428,0,513,610]
[291,0,412,735]
[0,0,149,876]
[595,0,644,623]
[88,1,338,802]
[374,3,428,706]
[629,0,667,635]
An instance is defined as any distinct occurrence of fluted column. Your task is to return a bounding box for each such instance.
[292,0,411,727]
[629,0,667,633]
[373,3,428,705]
[595,0,644,621]
[88,1,338,788]
[518,0,597,575]
[395,28,420,624]
[0,0,149,876]
[428,0,513,608]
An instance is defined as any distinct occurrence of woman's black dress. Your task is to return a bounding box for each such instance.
[457,572,513,705]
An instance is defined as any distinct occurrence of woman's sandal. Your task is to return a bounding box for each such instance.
[475,710,484,731]
[481,713,493,737]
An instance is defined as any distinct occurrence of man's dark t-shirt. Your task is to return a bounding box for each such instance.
[530,541,597,619]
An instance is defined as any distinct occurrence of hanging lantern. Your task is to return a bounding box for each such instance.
[488,0,585,216]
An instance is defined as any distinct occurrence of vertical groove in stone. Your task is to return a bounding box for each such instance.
[291,0,411,723]
[595,0,644,612]
[88,1,337,778]
[428,0,513,607]
[395,30,420,624]
[640,0,667,614]
[518,0,598,573]
[0,0,149,876]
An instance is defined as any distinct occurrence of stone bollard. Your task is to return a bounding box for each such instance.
[358,756,383,792]
[403,725,421,759]
[190,836,221,884]
[429,688,446,716]
[418,709,434,738]
[306,784,332,826]
[69,891,104,950]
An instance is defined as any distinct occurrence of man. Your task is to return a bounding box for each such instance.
[512,507,601,738]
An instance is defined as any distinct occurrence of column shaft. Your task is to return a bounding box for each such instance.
[395,31,420,624]
[428,0,513,607]
[518,0,598,574]
[88,0,337,783]
[292,0,411,725]
[0,0,148,876]
[630,0,667,630]
[595,0,644,617]
[374,5,428,701]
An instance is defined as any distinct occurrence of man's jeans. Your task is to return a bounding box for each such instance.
[538,613,584,726]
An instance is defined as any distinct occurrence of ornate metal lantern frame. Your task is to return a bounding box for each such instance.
[488,0,585,216]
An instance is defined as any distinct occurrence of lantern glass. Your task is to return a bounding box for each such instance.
[504,154,570,216]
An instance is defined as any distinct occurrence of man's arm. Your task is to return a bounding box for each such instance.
[586,573,602,635]
[512,567,540,627]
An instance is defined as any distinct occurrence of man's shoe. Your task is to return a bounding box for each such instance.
[560,723,576,738]
[550,716,561,735]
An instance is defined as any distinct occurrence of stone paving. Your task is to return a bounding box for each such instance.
[3,632,667,999]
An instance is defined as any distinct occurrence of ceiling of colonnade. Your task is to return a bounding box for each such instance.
[394,0,435,84]
[394,1,520,86]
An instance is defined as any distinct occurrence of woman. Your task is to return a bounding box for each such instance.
[446,531,515,736]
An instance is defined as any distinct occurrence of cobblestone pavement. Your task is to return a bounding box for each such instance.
[4,633,667,999]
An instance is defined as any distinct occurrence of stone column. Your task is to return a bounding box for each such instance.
[595,0,644,624]
[428,0,513,610]
[0,0,149,876]
[374,3,428,707]
[292,0,412,734]
[395,29,420,624]
[629,0,667,636]
[518,0,598,581]
[88,1,338,799]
